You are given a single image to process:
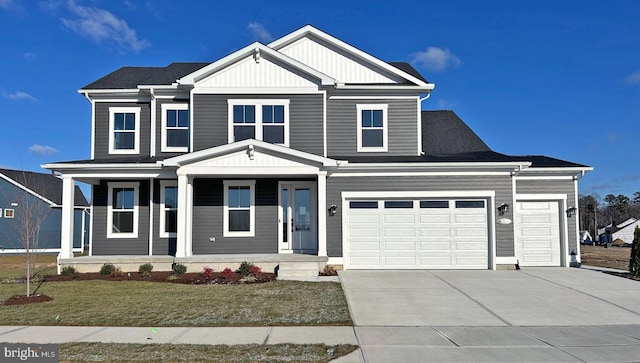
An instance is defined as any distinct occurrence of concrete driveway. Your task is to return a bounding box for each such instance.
[339,268,640,363]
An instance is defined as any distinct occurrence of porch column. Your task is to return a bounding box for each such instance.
[176,173,189,258]
[317,171,327,257]
[59,175,75,260]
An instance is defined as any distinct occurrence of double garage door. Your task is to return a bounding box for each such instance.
[345,198,489,269]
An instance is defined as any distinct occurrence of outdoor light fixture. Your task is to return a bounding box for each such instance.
[497,203,509,216]
[566,206,577,218]
[10,203,18,207]
[328,205,337,216]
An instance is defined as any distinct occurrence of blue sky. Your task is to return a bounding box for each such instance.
[1,0,639,200]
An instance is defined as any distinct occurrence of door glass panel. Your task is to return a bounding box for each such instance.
[281,188,288,243]
[295,188,311,231]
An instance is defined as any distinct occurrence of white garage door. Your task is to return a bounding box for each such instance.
[515,201,561,266]
[346,199,489,269]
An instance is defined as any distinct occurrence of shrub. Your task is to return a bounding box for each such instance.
[220,267,234,279]
[249,265,262,276]
[138,263,154,277]
[111,266,124,277]
[201,266,214,279]
[172,263,187,275]
[100,263,116,276]
[630,227,640,277]
[60,266,78,277]
[237,261,255,276]
[321,265,337,276]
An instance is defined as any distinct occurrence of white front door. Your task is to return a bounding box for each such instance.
[279,182,317,254]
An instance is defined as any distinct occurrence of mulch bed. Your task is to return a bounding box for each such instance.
[3,294,53,306]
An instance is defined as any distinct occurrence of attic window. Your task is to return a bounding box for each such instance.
[357,104,388,152]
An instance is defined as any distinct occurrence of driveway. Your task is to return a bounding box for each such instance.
[339,268,640,362]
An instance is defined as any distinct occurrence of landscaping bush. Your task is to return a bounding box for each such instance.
[172,263,187,275]
[100,263,116,276]
[60,266,78,277]
[220,267,234,279]
[249,265,262,276]
[201,266,214,279]
[237,261,255,276]
[321,265,338,276]
[111,266,124,277]
[138,263,154,277]
[630,227,640,277]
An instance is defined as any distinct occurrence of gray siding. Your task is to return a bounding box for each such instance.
[155,98,190,159]
[326,174,514,258]
[91,180,150,255]
[94,102,151,160]
[327,98,418,157]
[152,179,177,256]
[516,179,578,256]
[192,94,324,155]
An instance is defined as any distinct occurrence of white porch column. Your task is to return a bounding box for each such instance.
[317,171,328,257]
[185,176,194,257]
[176,173,189,258]
[59,175,75,260]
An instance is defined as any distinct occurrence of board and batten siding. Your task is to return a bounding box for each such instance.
[91,180,150,255]
[192,94,324,156]
[326,174,514,258]
[516,179,578,255]
[94,102,151,160]
[326,98,418,157]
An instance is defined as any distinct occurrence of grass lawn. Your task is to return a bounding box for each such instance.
[59,342,359,362]
[0,254,57,281]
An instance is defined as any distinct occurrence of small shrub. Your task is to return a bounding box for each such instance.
[249,265,262,276]
[321,265,337,276]
[172,263,187,275]
[630,227,640,277]
[201,266,214,279]
[100,263,115,276]
[61,266,78,277]
[111,266,124,277]
[138,263,154,277]
[237,261,255,276]
[220,267,234,279]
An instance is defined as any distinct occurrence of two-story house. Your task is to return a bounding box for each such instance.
[45,25,591,273]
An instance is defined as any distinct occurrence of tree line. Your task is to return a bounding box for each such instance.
[579,192,640,238]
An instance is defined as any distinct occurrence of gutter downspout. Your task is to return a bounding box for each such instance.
[417,92,432,156]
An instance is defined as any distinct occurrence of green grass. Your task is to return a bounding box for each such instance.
[59,342,359,363]
[0,254,57,281]
[0,280,352,326]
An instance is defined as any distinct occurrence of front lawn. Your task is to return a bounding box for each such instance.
[0,279,352,327]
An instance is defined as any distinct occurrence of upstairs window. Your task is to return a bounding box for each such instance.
[228,100,289,146]
[357,104,388,152]
[161,104,189,152]
[109,107,140,154]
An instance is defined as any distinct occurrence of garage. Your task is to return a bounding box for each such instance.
[515,201,562,266]
[345,198,489,269]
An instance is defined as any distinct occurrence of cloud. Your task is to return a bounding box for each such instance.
[0,0,14,9]
[626,70,640,84]
[411,47,461,72]
[0,0,24,13]
[437,99,456,109]
[60,0,150,53]
[607,132,617,142]
[3,91,37,101]
[23,52,35,62]
[247,22,274,42]
[28,144,59,156]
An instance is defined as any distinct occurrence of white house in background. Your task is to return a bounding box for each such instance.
[612,220,640,245]
[579,230,593,245]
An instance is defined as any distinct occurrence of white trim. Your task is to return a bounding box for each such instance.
[108,107,141,154]
[317,172,327,257]
[1,247,84,254]
[161,103,190,153]
[495,256,518,265]
[107,182,140,239]
[223,180,255,237]
[159,180,178,238]
[516,176,575,180]
[515,193,567,201]
[148,180,154,255]
[150,90,156,157]
[89,202,94,256]
[329,96,420,100]
[335,85,434,91]
[331,171,512,177]
[573,178,581,262]
[189,88,195,153]
[192,87,324,95]
[356,104,388,152]
[342,190,496,199]
[93,97,150,103]
[4,209,14,218]
[175,175,189,258]
[89,95,95,159]
[227,99,290,146]
[337,162,531,169]
[322,90,327,157]
[326,257,343,265]
[417,97,422,156]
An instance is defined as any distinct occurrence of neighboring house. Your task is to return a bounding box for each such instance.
[579,230,593,245]
[0,169,89,253]
[611,220,640,245]
[45,25,591,272]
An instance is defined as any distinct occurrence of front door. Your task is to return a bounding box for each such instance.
[279,182,317,254]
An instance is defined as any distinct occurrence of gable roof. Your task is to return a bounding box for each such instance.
[81,62,209,90]
[0,169,89,206]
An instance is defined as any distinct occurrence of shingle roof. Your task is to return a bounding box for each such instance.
[81,62,209,89]
[0,169,89,206]
[388,62,429,83]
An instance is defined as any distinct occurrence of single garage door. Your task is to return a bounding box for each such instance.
[515,201,561,266]
[345,199,489,269]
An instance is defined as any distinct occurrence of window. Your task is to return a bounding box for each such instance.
[161,104,189,152]
[455,200,485,209]
[223,180,255,237]
[349,201,378,209]
[109,107,140,154]
[107,182,139,238]
[420,201,449,209]
[384,201,413,209]
[4,209,14,218]
[160,181,178,238]
[357,104,388,152]
[228,100,289,146]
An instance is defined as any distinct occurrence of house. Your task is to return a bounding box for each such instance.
[611,220,640,245]
[0,168,89,253]
[579,230,593,245]
[44,25,592,273]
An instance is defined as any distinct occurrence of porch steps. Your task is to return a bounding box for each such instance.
[277,261,323,278]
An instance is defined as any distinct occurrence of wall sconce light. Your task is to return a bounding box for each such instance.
[328,205,337,216]
[566,206,577,218]
[10,203,18,207]
[497,203,509,216]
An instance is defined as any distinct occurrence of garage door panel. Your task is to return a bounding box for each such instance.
[349,256,381,266]
[419,255,453,267]
[455,241,487,251]
[521,215,552,224]
[348,228,379,238]
[520,239,554,249]
[455,227,487,237]
[383,228,415,237]
[384,240,415,250]
[384,256,417,266]
[419,227,451,237]
[419,241,452,250]
[349,242,380,251]
[520,202,552,210]
[384,214,415,223]
[521,227,552,237]
[454,214,487,223]
[419,214,451,223]
[521,253,554,264]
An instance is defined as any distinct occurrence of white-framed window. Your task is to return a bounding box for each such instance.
[107,182,139,238]
[228,100,289,146]
[4,208,14,218]
[161,103,189,152]
[357,104,388,152]
[109,107,141,154]
[160,180,178,238]
[223,180,255,237]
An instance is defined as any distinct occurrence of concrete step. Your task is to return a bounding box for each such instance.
[277,261,321,278]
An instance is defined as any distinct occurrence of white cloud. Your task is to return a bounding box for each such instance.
[247,22,274,42]
[23,52,35,62]
[437,99,456,109]
[61,0,150,53]
[0,0,14,9]
[626,70,640,84]
[411,47,461,72]
[3,91,37,101]
[28,144,59,156]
